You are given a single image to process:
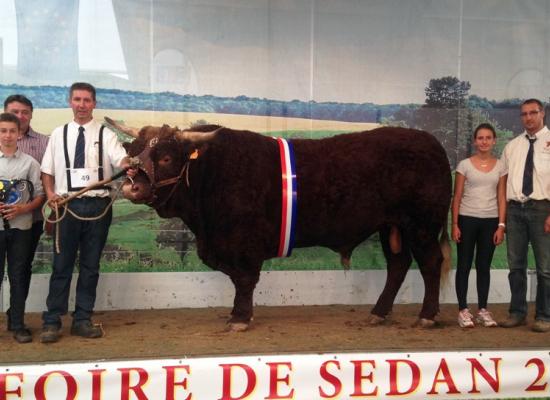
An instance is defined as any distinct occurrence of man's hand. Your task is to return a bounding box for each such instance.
[120,157,139,179]
[545,215,550,234]
[126,167,138,179]
[47,194,64,209]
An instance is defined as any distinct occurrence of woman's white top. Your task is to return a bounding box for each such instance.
[456,158,506,218]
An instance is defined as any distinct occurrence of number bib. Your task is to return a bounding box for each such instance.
[63,124,106,192]
[70,167,99,187]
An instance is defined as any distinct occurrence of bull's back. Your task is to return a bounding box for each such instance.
[292,127,451,246]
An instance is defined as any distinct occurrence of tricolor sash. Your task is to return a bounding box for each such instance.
[276,138,297,257]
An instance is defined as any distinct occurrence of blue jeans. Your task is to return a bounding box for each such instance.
[42,197,112,327]
[507,200,550,321]
[0,228,32,330]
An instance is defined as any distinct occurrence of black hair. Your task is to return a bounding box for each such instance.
[0,112,21,130]
[521,98,544,110]
[3,94,33,112]
[69,82,97,101]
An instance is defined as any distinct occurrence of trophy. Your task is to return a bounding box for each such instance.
[0,179,33,229]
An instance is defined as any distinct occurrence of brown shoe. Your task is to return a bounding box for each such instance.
[532,320,550,333]
[40,325,61,343]
[71,320,103,338]
[500,315,526,328]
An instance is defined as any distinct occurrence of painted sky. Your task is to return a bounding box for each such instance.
[1,0,549,104]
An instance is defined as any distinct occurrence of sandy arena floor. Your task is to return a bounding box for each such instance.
[1,303,548,365]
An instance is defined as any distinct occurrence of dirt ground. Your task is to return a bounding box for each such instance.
[1,303,548,365]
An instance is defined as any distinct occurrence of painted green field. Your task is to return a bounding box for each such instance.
[33,196,530,274]
[32,129,534,274]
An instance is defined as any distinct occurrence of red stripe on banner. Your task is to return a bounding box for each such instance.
[277,138,288,257]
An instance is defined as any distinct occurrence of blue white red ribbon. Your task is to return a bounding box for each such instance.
[276,138,297,257]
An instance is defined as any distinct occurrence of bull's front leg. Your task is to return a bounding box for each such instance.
[228,270,260,331]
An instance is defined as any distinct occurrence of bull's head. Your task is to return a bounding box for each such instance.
[105,117,219,206]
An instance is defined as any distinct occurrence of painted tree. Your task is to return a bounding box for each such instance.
[424,76,471,108]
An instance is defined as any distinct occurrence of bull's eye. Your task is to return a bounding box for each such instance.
[158,155,172,167]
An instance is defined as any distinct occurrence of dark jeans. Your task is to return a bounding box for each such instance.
[42,197,112,328]
[6,221,43,327]
[0,228,32,330]
[455,215,498,310]
[507,200,550,321]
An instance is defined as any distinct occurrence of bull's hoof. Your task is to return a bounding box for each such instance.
[367,314,386,325]
[413,318,436,328]
[226,322,250,332]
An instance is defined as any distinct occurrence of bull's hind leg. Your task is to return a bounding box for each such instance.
[228,269,260,331]
[411,235,444,327]
[370,227,412,324]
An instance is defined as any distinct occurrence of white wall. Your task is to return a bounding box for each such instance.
[1,270,536,312]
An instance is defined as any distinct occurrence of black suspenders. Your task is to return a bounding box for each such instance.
[63,124,106,191]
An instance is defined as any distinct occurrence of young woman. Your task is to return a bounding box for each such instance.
[451,123,507,328]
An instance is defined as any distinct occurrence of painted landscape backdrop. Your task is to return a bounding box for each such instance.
[0,80,534,272]
[1,0,546,271]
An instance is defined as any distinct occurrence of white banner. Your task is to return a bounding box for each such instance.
[1,349,550,399]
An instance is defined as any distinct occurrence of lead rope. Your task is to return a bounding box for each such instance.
[42,173,132,254]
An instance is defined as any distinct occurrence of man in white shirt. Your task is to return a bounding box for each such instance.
[500,98,550,332]
[40,82,134,343]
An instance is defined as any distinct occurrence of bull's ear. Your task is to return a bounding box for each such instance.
[122,142,132,152]
[160,125,178,138]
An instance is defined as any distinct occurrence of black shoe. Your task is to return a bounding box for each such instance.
[13,328,32,344]
[40,325,61,343]
[71,320,103,338]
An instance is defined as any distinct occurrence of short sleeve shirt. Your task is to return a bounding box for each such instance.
[456,158,507,218]
[0,149,44,230]
[41,119,127,197]
[501,126,550,202]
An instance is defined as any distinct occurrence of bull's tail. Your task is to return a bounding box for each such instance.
[439,216,451,287]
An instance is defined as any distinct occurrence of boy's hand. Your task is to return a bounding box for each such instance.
[0,204,28,220]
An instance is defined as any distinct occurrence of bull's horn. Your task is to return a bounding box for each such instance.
[104,116,140,138]
[175,129,219,143]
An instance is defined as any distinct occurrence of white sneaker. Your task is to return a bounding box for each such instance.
[458,308,474,328]
[476,308,498,327]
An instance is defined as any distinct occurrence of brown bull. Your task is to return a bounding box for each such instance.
[108,118,452,331]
